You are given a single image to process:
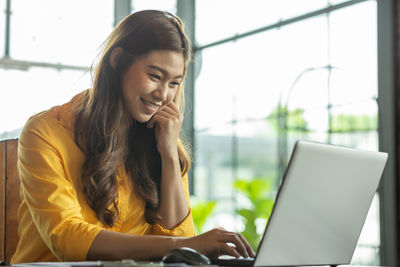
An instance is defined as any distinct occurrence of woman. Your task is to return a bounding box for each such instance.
[11,10,254,263]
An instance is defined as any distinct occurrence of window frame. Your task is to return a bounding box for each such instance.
[186,0,396,264]
[377,0,397,266]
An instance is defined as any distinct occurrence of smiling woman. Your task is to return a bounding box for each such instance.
[10,9,254,263]
[116,50,184,123]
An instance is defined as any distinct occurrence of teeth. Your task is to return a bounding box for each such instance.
[143,99,159,109]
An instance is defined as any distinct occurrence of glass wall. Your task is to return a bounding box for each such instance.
[194,0,379,265]
[0,0,113,139]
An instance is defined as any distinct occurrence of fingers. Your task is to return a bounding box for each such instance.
[240,237,255,257]
[217,243,241,258]
[237,233,256,257]
[216,230,249,258]
[184,228,254,260]
[223,229,254,258]
[164,101,180,113]
[159,103,182,120]
[147,111,182,129]
[146,104,182,129]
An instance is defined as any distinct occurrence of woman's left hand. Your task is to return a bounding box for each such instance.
[146,101,183,157]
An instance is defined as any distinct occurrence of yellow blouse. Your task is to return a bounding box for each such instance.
[11,92,195,264]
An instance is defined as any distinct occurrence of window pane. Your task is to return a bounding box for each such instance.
[236,121,279,181]
[195,126,234,200]
[131,0,176,14]
[195,121,279,199]
[195,15,329,130]
[351,195,380,265]
[196,0,328,45]
[330,1,377,102]
[0,0,5,57]
[194,43,236,131]
[237,16,329,123]
[10,0,113,66]
[194,0,378,263]
[0,68,90,139]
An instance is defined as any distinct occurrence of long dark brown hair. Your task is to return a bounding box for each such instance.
[74,10,192,227]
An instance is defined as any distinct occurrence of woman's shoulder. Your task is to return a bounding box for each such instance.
[21,90,90,142]
[22,106,61,136]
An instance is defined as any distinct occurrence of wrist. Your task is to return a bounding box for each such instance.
[172,236,188,249]
[159,148,179,162]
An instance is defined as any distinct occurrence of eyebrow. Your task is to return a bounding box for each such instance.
[147,65,184,79]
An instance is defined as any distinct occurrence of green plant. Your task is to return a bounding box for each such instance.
[234,178,275,251]
[191,200,217,234]
[267,106,309,133]
[330,113,377,132]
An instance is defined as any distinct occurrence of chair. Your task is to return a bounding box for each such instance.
[0,139,21,263]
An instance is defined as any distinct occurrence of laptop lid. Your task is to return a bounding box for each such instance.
[254,140,388,267]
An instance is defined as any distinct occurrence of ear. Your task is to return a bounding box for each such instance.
[110,47,124,69]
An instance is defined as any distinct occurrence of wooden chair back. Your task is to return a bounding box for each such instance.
[0,139,21,263]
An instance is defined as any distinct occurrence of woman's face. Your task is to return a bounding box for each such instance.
[121,50,185,122]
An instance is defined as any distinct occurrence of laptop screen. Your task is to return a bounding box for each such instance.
[254,141,387,266]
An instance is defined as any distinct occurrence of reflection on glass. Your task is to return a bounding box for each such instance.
[10,0,113,66]
[0,68,90,138]
[131,0,176,14]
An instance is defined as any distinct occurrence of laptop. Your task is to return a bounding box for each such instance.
[212,140,388,267]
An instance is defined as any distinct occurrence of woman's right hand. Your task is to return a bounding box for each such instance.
[181,227,255,259]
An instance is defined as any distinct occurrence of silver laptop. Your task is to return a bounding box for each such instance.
[213,140,388,267]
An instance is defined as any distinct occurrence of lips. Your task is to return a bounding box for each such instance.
[140,98,161,113]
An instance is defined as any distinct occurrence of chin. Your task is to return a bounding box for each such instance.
[134,113,153,123]
[135,118,149,123]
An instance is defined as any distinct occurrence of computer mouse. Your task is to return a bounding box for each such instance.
[162,247,211,265]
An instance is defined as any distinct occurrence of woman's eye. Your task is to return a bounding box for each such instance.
[149,74,161,80]
[170,81,180,87]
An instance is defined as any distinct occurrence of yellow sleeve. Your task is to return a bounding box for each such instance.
[18,117,103,261]
[151,173,196,237]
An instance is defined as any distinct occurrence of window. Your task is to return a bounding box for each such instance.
[0,0,113,139]
[194,0,380,265]
[131,0,176,13]
[10,0,113,65]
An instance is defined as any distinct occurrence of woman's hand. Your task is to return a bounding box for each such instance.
[146,101,182,157]
[181,227,255,259]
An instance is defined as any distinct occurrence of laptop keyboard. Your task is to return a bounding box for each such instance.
[210,257,255,267]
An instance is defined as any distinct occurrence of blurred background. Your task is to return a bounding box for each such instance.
[0,0,397,266]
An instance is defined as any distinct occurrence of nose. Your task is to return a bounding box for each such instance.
[152,82,168,102]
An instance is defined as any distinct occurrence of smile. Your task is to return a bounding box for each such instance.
[141,98,161,113]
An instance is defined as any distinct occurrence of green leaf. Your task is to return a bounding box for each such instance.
[238,208,256,222]
[247,179,271,202]
[192,201,217,234]
[234,180,250,198]
[254,199,274,218]
[234,176,275,252]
